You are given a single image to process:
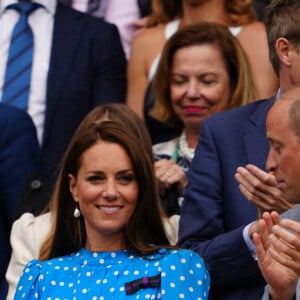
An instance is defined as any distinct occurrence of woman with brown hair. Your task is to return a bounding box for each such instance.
[150,21,256,216]
[126,0,278,129]
[8,104,210,299]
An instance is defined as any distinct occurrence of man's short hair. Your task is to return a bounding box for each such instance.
[264,0,300,76]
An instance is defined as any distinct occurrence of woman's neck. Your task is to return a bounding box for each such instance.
[184,127,200,149]
[181,0,230,27]
[85,232,123,252]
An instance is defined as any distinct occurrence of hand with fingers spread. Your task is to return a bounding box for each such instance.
[254,212,298,300]
[235,164,293,215]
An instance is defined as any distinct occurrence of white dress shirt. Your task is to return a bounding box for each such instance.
[0,0,55,145]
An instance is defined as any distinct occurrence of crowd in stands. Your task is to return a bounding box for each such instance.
[3,0,300,299]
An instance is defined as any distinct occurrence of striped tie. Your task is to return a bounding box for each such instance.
[1,2,40,110]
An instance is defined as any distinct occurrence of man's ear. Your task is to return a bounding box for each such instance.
[276,37,293,67]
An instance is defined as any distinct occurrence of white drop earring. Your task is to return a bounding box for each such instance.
[73,206,81,218]
[73,197,81,218]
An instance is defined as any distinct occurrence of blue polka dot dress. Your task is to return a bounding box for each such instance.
[14,248,210,299]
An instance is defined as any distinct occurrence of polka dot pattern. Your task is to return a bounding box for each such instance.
[15,248,210,299]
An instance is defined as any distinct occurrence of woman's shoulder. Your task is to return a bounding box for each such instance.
[12,212,51,239]
[158,248,206,264]
[132,23,166,47]
[13,211,51,226]
[15,257,69,299]
[156,248,210,298]
[130,23,167,73]
[11,212,51,237]
[23,251,78,274]
[239,21,266,39]
[16,259,44,290]
[10,212,52,259]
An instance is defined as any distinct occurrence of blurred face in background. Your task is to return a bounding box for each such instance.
[170,43,231,131]
[182,0,216,6]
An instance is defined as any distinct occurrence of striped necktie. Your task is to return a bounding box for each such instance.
[1,2,40,110]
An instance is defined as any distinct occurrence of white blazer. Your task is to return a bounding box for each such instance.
[6,212,51,300]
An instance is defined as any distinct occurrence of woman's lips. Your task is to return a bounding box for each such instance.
[184,106,205,113]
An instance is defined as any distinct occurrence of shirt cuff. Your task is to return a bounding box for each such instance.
[242,222,257,260]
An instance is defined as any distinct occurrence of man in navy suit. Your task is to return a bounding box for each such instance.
[238,85,300,300]
[178,0,300,299]
[0,0,127,179]
[0,104,45,299]
[252,86,300,300]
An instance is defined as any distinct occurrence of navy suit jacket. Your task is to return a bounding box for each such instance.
[178,98,275,299]
[42,3,127,177]
[0,104,44,299]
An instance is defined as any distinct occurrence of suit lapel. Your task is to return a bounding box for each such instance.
[44,3,86,142]
[243,98,276,170]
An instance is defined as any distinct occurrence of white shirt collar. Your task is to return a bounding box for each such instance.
[0,0,56,15]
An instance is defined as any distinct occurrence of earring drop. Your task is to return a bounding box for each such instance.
[73,196,80,218]
[73,206,81,218]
